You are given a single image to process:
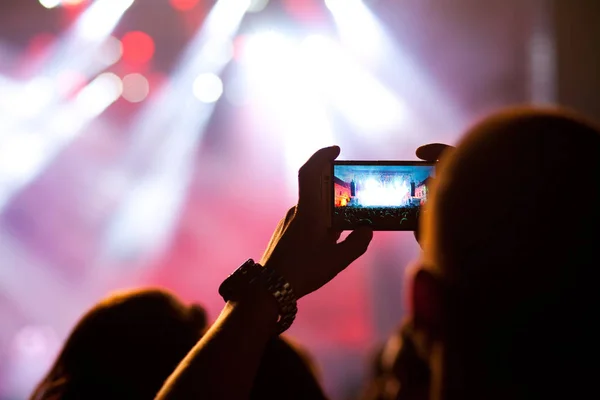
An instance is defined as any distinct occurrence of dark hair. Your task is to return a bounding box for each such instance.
[30,289,206,400]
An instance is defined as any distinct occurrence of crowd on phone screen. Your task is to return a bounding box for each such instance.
[30,106,600,400]
[335,205,420,230]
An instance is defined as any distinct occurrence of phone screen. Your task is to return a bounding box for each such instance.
[331,161,435,231]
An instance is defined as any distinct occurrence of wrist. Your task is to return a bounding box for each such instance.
[224,284,279,334]
[227,281,279,316]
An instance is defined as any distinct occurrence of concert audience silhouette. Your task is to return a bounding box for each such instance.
[155,107,600,400]
[30,289,207,400]
[31,107,600,400]
[31,289,326,400]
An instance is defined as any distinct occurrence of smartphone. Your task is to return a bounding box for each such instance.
[323,161,435,231]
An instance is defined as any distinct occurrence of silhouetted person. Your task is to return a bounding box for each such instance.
[30,289,207,400]
[411,108,600,399]
[31,288,327,400]
[158,109,600,399]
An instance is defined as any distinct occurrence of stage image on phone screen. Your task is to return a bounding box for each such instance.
[332,163,435,230]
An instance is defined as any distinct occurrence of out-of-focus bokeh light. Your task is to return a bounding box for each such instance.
[203,38,234,67]
[247,0,269,13]
[122,73,150,103]
[96,35,123,66]
[38,0,61,9]
[62,0,86,7]
[75,72,123,117]
[192,73,223,103]
[169,0,200,12]
[121,31,155,65]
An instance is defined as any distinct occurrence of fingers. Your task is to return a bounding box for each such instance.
[298,146,340,213]
[329,226,373,272]
[284,205,297,225]
[332,229,342,242]
[325,229,342,244]
[415,143,454,162]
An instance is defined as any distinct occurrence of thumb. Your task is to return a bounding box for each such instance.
[330,227,373,272]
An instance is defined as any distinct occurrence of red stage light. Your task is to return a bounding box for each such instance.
[121,31,155,65]
[170,0,200,11]
[28,33,55,56]
[282,0,325,22]
[62,0,86,8]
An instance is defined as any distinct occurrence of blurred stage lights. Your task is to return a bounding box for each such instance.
[13,325,58,358]
[11,77,56,119]
[39,0,86,9]
[121,31,155,65]
[62,0,86,7]
[122,73,150,103]
[75,72,123,117]
[56,69,88,97]
[204,37,235,67]
[0,132,47,182]
[247,0,269,13]
[324,0,347,12]
[170,0,200,11]
[27,33,56,56]
[39,0,61,8]
[96,35,123,67]
[193,73,223,103]
[224,75,250,106]
[242,31,292,67]
[77,0,136,42]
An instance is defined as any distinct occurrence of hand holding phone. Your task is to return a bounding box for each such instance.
[261,146,373,299]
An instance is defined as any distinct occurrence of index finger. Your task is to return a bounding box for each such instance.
[297,145,340,213]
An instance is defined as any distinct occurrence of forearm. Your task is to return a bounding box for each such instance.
[156,289,279,400]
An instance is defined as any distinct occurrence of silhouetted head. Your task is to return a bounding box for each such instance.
[30,288,207,400]
[411,107,600,399]
[251,336,328,400]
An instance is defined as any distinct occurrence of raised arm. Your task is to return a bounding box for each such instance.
[156,146,373,400]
